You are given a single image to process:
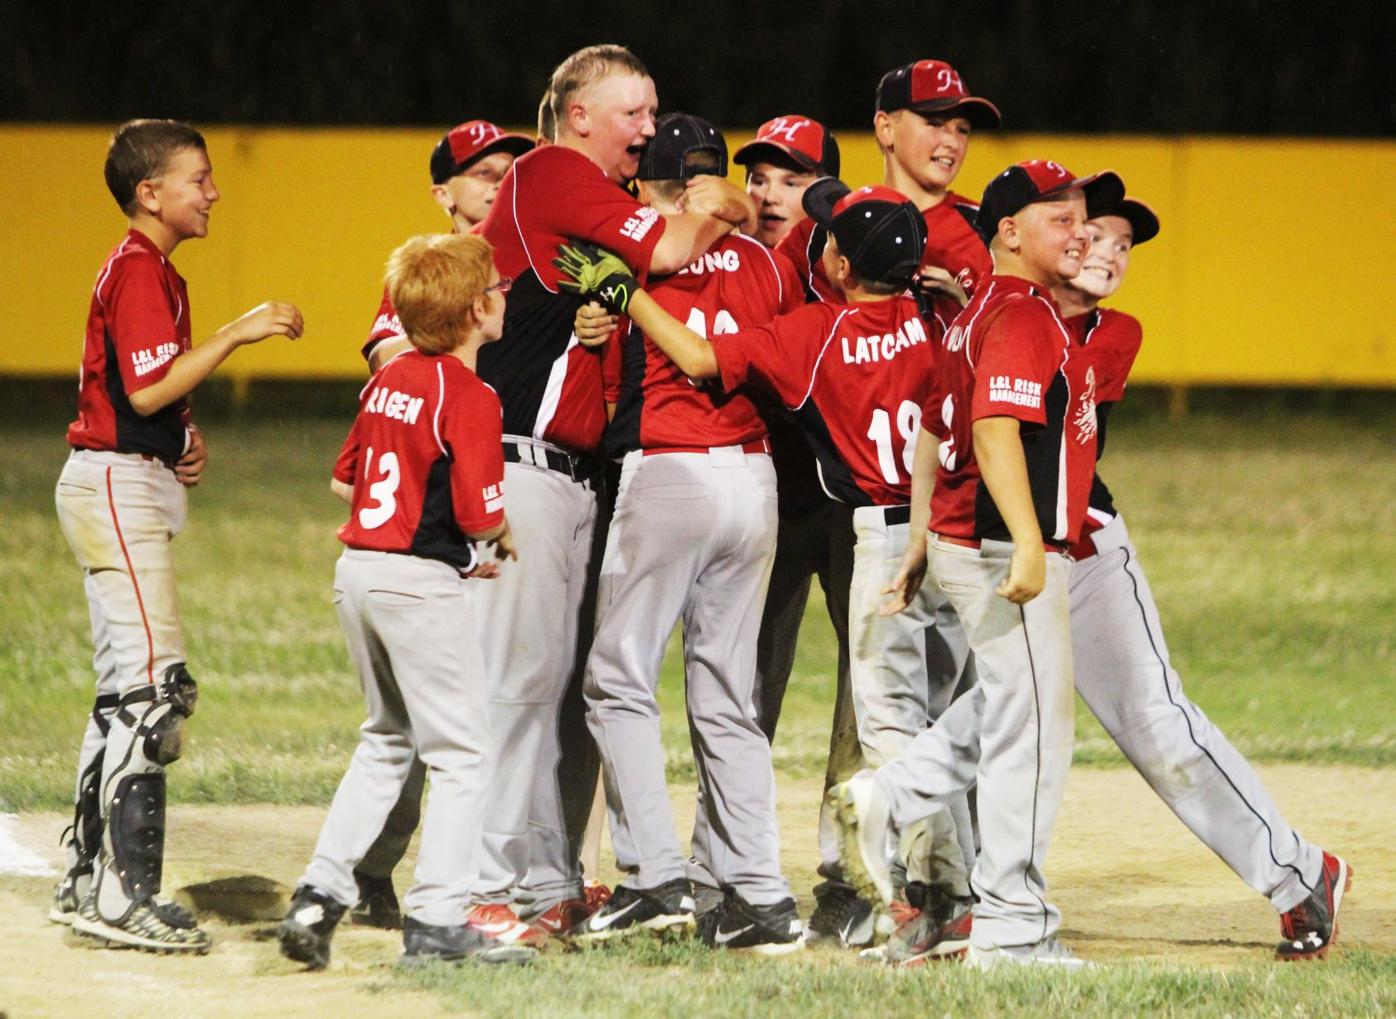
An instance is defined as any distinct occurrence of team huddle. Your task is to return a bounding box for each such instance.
[51,43,1350,971]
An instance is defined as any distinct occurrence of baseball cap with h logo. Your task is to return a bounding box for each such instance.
[734,115,840,178]
[876,60,1002,128]
[429,120,535,185]
[974,160,1125,244]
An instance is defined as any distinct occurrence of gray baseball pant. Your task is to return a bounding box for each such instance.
[301,550,492,926]
[1071,514,1324,911]
[587,448,790,904]
[874,540,1075,950]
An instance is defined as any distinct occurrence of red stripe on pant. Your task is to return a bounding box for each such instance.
[104,465,156,685]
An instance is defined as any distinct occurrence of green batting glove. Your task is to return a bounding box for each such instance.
[553,240,638,314]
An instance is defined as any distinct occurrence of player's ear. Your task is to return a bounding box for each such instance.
[134,177,162,217]
[568,98,591,138]
[430,184,455,219]
[873,110,896,151]
[998,215,1021,253]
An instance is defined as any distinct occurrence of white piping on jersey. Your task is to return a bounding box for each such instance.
[534,332,579,439]
[431,361,447,456]
[792,308,854,410]
[1087,506,1115,526]
[512,156,559,295]
[1027,292,1077,543]
[959,278,1001,372]
[93,236,140,306]
[731,232,784,305]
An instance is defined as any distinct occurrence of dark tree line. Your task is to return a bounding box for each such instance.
[5,1,1393,135]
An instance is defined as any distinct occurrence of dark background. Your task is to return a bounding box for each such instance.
[5,1,1394,135]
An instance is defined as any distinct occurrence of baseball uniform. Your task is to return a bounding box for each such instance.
[586,230,799,905]
[55,228,204,946]
[471,143,668,915]
[299,349,505,927]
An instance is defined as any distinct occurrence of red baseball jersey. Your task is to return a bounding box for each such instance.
[1063,307,1144,555]
[361,284,405,365]
[478,145,668,455]
[927,275,1099,545]
[334,351,505,572]
[709,296,936,507]
[606,234,801,455]
[774,190,991,304]
[67,229,193,462]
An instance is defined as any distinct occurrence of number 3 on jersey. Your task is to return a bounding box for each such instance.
[358,446,401,529]
[867,400,921,485]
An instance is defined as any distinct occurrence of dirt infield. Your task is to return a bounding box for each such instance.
[2,764,1391,1018]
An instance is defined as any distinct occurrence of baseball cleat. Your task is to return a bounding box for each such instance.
[524,897,595,939]
[881,892,973,967]
[827,771,896,909]
[966,936,1087,970]
[804,883,886,947]
[698,890,804,956]
[350,870,402,930]
[569,878,696,943]
[49,875,83,926]
[398,916,538,967]
[583,880,613,914]
[465,902,548,946]
[277,885,346,970]
[1276,852,1352,961]
[692,880,726,920]
[72,892,211,954]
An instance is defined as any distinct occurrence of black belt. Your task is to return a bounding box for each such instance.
[878,504,912,526]
[503,441,601,484]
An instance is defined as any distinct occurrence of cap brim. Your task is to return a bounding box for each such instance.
[1076,170,1125,220]
[802,177,852,229]
[905,96,1002,129]
[1111,198,1160,245]
[734,140,819,173]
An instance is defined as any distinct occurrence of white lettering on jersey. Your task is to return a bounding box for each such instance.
[364,385,425,425]
[987,375,1043,409]
[839,315,928,365]
[1073,365,1098,444]
[131,341,180,378]
[943,324,966,353]
[677,248,742,276]
[619,206,661,242]
[370,312,404,340]
[483,482,504,514]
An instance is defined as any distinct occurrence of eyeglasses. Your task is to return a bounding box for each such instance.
[486,276,513,295]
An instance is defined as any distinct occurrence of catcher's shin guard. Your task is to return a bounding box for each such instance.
[52,694,120,922]
[94,664,198,922]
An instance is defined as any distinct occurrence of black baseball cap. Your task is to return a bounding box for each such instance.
[1106,198,1161,246]
[733,115,840,178]
[637,113,727,181]
[803,179,928,288]
[974,160,1125,244]
[876,60,1002,128]
[429,120,534,185]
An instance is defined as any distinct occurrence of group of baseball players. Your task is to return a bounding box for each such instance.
[51,42,1352,972]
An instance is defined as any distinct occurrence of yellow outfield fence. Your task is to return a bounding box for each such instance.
[3,125,1393,387]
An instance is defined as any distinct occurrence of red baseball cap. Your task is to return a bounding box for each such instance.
[429,120,534,184]
[733,115,840,177]
[975,160,1125,243]
[876,60,1001,128]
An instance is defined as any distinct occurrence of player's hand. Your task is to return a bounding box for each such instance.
[681,175,755,228]
[490,522,518,562]
[553,241,636,314]
[175,424,207,488]
[225,302,305,345]
[997,543,1046,604]
[574,301,619,349]
[912,268,969,312]
[463,561,501,580]
[879,538,928,616]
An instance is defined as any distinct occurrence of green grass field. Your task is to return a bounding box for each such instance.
[2,397,1394,1017]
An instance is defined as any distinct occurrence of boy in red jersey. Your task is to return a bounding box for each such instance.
[54,119,303,953]
[830,160,1123,969]
[1055,203,1350,962]
[277,233,535,971]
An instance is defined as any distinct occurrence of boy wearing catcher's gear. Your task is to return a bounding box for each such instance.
[278,233,533,970]
[54,119,304,953]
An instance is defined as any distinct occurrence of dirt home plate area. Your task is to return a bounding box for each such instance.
[1,765,1392,1017]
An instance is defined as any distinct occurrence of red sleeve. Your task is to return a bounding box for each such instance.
[769,248,805,315]
[775,219,813,282]
[710,304,833,408]
[361,285,405,365]
[332,417,363,486]
[523,148,668,279]
[442,377,506,535]
[600,316,631,404]
[105,255,180,394]
[1093,311,1144,404]
[970,301,1063,427]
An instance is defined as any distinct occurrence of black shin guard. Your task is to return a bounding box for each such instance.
[108,771,167,904]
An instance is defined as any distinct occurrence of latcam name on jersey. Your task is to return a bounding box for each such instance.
[676,248,742,277]
[988,375,1043,409]
[131,342,180,378]
[364,384,425,425]
[841,316,928,365]
[620,207,661,242]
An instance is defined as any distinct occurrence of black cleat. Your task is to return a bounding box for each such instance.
[699,890,804,955]
[569,878,695,943]
[277,885,347,970]
[805,882,883,947]
[351,870,402,930]
[398,916,537,967]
